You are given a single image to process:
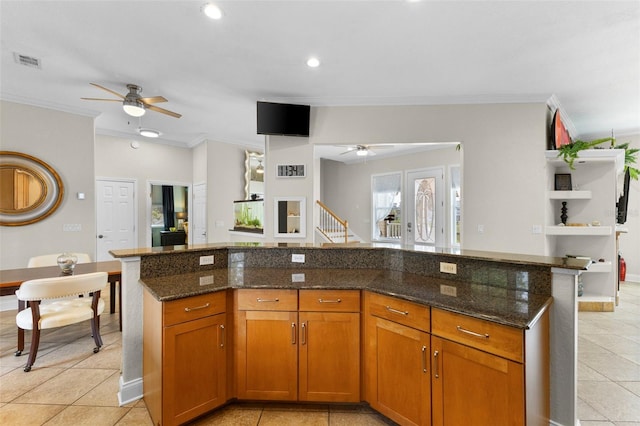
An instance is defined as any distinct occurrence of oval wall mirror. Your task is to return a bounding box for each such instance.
[0,151,64,226]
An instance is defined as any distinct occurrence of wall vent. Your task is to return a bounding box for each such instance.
[13,52,41,69]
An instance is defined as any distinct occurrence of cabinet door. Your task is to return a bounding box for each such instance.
[236,310,298,400]
[163,312,226,426]
[299,312,360,402]
[431,336,524,426]
[367,316,431,426]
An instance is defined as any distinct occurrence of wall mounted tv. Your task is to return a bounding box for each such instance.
[617,169,631,224]
[257,101,310,137]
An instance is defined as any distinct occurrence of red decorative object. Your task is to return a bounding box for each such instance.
[552,110,571,149]
[620,256,626,282]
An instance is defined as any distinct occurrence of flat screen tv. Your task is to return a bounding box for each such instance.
[617,169,631,224]
[257,101,310,137]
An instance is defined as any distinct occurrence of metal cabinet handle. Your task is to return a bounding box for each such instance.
[219,324,225,348]
[301,322,307,345]
[456,325,490,339]
[184,302,210,312]
[318,298,341,303]
[291,323,296,344]
[257,298,279,303]
[385,305,409,316]
[421,345,427,373]
[434,350,440,378]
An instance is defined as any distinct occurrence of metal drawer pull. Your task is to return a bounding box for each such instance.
[421,345,427,373]
[257,298,279,303]
[456,325,490,339]
[184,302,210,312]
[434,350,439,378]
[301,322,307,345]
[291,323,296,344]
[219,324,225,348]
[318,298,341,303]
[385,305,409,316]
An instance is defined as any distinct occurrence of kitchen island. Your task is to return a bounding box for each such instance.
[111,243,588,425]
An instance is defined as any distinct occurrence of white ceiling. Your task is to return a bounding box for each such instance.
[1,1,639,151]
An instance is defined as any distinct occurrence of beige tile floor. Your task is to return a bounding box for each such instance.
[0,282,638,425]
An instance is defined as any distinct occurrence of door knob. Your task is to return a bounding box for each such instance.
[98,235,104,239]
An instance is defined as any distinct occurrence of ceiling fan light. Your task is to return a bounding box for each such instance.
[203,3,222,19]
[123,99,145,117]
[356,148,368,156]
[139,128,161,138]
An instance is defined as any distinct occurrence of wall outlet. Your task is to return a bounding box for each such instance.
[63,224,82,232]
[292,254,305,263]
[440,262,457,274]
[477,224,484,234]
[532,224,542,234]
[291,273,305,282]
[199,275,214,286]
[199,255,214,265]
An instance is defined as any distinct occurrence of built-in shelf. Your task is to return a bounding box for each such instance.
[547,190,592,200]
[584,261,613,273]
[545,226,612,236]
[545,149,625,174]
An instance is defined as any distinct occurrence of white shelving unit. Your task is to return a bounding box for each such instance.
[545,149,624,311]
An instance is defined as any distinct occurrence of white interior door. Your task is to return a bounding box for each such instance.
[405,168,444,247]
[192,183,207,244]
[96,179,136,261]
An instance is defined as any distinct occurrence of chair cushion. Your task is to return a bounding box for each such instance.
[16,298,105,330]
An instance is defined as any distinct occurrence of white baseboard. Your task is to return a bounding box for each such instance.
[118,375,143,406]
[624,273,640,283]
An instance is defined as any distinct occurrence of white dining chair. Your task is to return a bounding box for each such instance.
[15,272,107,372]
[27,252,92,268]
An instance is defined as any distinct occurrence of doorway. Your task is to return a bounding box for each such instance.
[96,179,137,261]
[148,182,190,247]
[405,168,444,247]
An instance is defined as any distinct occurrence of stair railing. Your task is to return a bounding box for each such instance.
[316,200,349,243]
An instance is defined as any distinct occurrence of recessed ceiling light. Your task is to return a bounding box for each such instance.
[138,128,161,138]
[307,57,320,68]
[202,3,222,19]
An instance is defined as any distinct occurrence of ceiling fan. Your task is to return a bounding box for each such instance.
[339,144,395,157]
[81,83,182,118]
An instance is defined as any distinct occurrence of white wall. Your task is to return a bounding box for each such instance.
[94,135,193,248]
[617,134,640,282]
[321,145,460,244]
[0,101,96,269]
[307,103,548,255]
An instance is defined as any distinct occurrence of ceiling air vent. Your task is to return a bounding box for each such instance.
[13,52,41,69]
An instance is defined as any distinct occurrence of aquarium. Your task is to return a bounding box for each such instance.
[233,199,264,233]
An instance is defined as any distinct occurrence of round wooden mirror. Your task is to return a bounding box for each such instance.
[0,151,64,226]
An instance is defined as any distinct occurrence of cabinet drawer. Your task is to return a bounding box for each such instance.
[163,291,226,327]
[299,290,360,312]
[367,291,430,332]
[236,289,298,311]
[431,308,523,362]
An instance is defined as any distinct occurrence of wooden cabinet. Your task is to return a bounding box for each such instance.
[143,290,227,426]
[431,308,550,426]
[235,289,298,400]
[364,291,431,426]
[235,289,360,402]
[299,289,360,402]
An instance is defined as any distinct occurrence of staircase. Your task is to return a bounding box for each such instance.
[316,200,361,244]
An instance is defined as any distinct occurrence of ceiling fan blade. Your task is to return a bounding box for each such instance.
[140,96,167,104]
[146,104,182,118]
[90,83,125,99]
[80,97,122,102]
[340,148,356,155]
[366,144,395,150]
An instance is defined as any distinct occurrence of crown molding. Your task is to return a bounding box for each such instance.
[0,93,101,118]
[546,94,578,140]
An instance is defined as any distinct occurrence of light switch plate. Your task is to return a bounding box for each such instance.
[292,254,305,263]
[199,255,214,265]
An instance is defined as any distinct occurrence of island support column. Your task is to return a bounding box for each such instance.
[550,268,580,426]
[117,256,144,406]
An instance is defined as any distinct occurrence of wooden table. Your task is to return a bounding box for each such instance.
[0,260,122,327]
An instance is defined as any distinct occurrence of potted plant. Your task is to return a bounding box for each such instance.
[557,137,639,180]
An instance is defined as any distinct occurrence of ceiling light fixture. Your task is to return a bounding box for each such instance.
[123,99,145,117]
[307,57,320,68]
[256,160,264,174]
[202,3,222,19]
[356,148,368,157]
[138,128,161,138]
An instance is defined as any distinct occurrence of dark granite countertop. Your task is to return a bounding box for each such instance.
[140,268,552,330]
